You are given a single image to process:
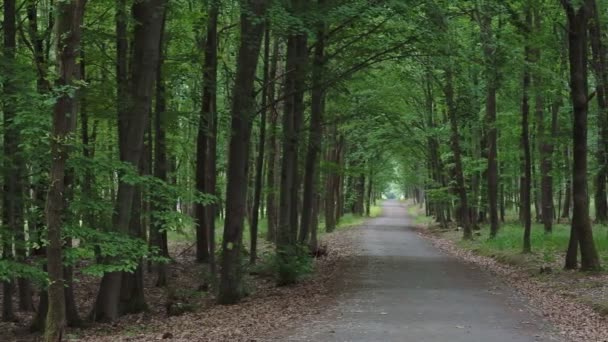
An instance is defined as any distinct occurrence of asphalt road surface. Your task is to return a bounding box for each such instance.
[280,200,558,342]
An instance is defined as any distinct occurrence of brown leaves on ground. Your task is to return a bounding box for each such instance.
[56,229,360,342]
[417,227,608,342]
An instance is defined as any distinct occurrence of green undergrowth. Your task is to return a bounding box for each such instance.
[407,204,608,269]
[169,202,384,245]
[407,204,434,226]
[457,222,608,269]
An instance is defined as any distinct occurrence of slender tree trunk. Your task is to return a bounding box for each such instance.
[444,67,471,239]
[218,0,267,304]
[195,0,219,271]
[250,24,271,264]
[366,171,373,217]
[116,0,128,158]
[300,8,326,243]
[562,0,601,271]
[589,0,608,224]
[479,6,499,238]
[45,1,86,340]
[531,11,554,234]
[204,3,220,276]
[151,12,169,286]
[324,125,338,232]
[266,38,280,242]
[336,137,346,223]
[562,145,572,220]
[278,0,308,283]
[522,9,533,253]
[28,0,53,329]
[2,0,18,321]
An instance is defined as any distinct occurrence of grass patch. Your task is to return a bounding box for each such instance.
[407,204,434,226]
[459,222,608,267]
[406,203,608,268]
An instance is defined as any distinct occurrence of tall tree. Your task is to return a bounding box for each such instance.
[265,38,281,243]
[250,24,271,264]
[278,0,309,276]
[300,0,326,245]
[521,7,532,253]
[44,1,87,340]
[478,1,500,238]
[2,0,19,321]
[562,0,601,271]
[444,67,472,240]
[218,0,268,304]
[151,8,169,286]
[589,0,608,224]
[195,0,219,271]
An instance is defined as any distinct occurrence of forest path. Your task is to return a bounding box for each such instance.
[277,200,559,342]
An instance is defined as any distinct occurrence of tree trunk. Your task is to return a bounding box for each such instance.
[479,6,499,238]
[28,0,53,329]
[444,67,472,239]
[2,0,18,321]
[324,125,338,232]
[300,8,325,243]
[562,0,601,271]
[116,0,129,158]
[204,2,220,275]
[278,0,308,284]
[45,1,86,340]
[265,38,280,242]
[531,11,553,234]
[218,0,267,304]
[250,24,271,264]
[522,8,533,253]
[366,172,373,217]
[151,11,169,286]
[589,0,608,224]
[562,145,572,219]
[92,0,166,321]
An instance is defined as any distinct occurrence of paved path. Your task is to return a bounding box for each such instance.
[281,200,558,342]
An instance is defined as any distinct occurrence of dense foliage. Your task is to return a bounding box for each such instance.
[0,0,606,340]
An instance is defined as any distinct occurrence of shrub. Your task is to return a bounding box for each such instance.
[273,244,314,286]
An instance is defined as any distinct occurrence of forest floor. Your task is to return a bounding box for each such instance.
[275,200,559,342]
[1,218,367,341]
[410,203,608,342]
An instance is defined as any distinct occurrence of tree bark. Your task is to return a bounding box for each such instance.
[151,11,169,286]
[116,0,129,159]
[265,38,280,243]
[589,0,608,224]
[479,5,500,238]
[531,11,554,234]
[45,1,86,340]
[2,0,18,321]
[522,8,533,253]
[218,0,268,304]
[562,145,572,220]
[444,67,472,239]
[250,24,271,264]
[300,6,326,243]
[324,125,338,232]
[562,0,601,271]
[278,0,308,258]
